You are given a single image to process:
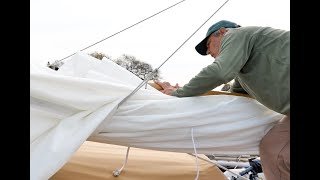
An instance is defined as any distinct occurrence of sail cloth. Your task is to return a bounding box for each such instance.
[30,52,283,180]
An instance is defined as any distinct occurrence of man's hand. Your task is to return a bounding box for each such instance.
[153,80,180,95]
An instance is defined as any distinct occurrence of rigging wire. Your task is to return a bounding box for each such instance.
[117,0,231,107]
[49,0,231,106]
[52,0,186,64]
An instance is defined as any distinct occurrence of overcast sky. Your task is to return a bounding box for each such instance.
[31,0,290,87]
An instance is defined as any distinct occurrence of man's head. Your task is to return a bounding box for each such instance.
[195,20,240,57]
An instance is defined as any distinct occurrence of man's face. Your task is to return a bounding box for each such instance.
[205,28,227,58]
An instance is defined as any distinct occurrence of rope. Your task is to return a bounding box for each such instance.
[234,155,242,169]
[191,128,199,180]
[189,127,250,180]
[53,0,186,64]
[188,154,250,180]
[156,0,231,70]
[117,0,231,107]
[113,146,131,177]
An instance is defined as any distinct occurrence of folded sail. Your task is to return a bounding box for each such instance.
[30,52,283,180]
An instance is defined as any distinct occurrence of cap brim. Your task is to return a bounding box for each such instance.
[195,36,210,56]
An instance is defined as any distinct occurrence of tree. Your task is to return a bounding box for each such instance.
[48,51,161,80]
[88,51,111,60]
[113,54,161,80]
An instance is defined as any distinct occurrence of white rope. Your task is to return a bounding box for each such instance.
[234,155,241,169]
[188,154,250,180]
[191,128,199,180]
[113,146,130,177]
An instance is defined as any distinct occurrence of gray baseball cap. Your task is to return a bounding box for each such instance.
[195,20,240,55]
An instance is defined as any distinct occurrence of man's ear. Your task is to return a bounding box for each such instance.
[219,27,227,34]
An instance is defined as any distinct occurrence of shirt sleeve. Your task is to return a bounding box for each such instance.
[172,30,252,97]
[230,78,249,94]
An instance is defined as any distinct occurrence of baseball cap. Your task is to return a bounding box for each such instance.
[195,20,240,55]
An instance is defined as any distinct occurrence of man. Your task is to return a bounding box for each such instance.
[155,20,290,180]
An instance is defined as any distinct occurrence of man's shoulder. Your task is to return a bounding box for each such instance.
[223,27,258,41]
[229,26,267,34]
[227,26,285,40]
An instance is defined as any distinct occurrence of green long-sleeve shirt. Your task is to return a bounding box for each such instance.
[172,26,290,115]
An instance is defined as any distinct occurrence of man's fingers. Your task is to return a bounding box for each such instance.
[154,80,179,90]
[153,80,161,85]
[163,82,171,87]
[154,80,165,86]
[156,81,169,88]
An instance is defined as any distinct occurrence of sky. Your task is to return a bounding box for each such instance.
[31,0,290,89]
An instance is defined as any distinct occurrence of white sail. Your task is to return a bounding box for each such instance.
[30,52,282,180]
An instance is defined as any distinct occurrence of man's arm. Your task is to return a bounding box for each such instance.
[172,31,252,97]
[230,78,249,94]
[151,81,251,98]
